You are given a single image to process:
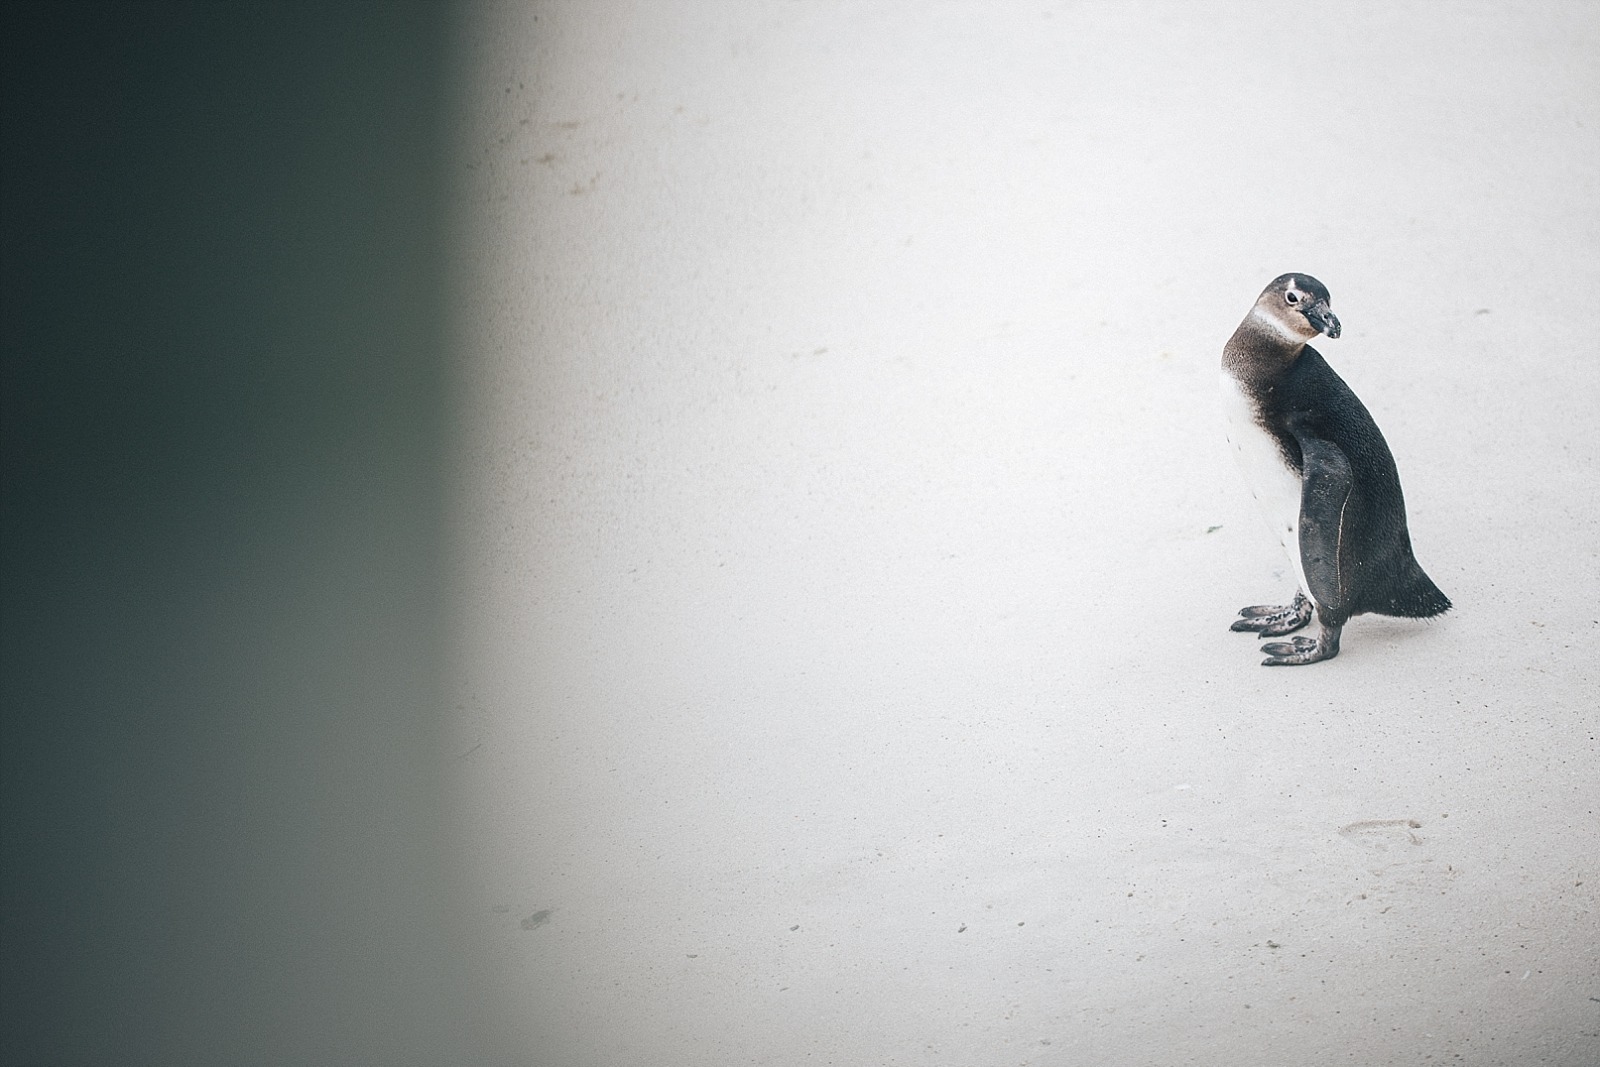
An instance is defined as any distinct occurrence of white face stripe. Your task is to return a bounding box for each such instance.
[1247,303,1312,344]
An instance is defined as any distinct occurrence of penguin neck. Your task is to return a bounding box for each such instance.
[1223,313,1307,388]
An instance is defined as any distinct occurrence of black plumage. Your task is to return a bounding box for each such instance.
[1223,274,1449,666]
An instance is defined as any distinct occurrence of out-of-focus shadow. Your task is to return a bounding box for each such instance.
[2,3,491,1063]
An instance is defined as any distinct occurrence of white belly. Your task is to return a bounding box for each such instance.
[1219,372,1316,606]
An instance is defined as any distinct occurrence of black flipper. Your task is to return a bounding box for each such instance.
[1249,432,1352,666]
[1295,434,1354,626]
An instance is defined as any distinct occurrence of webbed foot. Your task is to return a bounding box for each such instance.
[1260,624,1341,666]
[1230,592,1313,636]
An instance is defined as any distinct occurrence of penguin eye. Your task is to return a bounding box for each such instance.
[1285,290,1302,305]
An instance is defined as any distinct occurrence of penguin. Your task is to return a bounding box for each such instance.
[1220,273,1449,666]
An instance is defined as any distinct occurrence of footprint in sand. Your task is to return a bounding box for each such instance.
[1338,819,1424,851]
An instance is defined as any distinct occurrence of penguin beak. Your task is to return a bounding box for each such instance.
[1304,302,1341,339]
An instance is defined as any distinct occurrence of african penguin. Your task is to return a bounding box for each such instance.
[1220,273,1449,666]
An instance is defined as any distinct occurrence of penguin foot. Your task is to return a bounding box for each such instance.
[1260,632,1339,667]
[1230,592,1312,636]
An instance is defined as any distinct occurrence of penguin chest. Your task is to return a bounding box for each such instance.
[1219,372,1316,603]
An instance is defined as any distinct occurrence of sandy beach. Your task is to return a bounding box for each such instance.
[447,3,1599,1064]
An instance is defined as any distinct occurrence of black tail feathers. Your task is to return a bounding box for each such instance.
[1377,563,1451,619]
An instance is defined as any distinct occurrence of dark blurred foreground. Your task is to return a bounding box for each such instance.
[2,3,489,1063]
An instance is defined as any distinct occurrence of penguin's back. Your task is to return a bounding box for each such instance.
[1265,348,1450,620]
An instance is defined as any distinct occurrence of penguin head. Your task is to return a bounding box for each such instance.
[1255,273,1341,342]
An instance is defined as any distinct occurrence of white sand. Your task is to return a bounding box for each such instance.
[448,3,1600,1063]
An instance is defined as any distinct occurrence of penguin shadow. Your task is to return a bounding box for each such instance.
[1243,607,1449,663]
[1224,609,1447,668]
[1354,614,1451,646]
